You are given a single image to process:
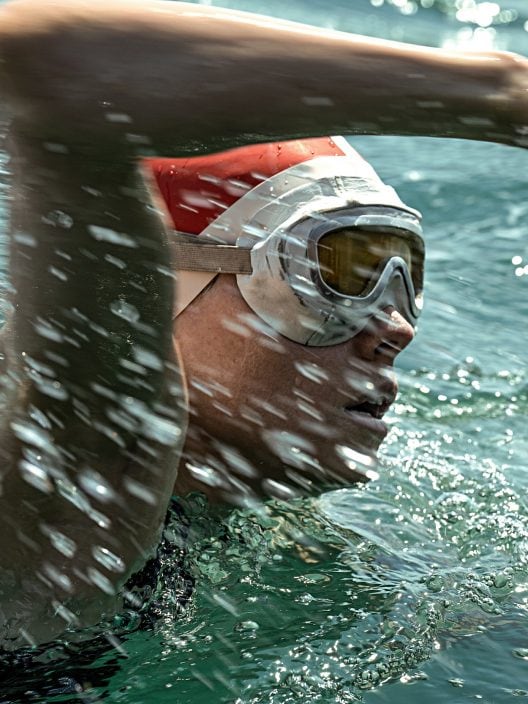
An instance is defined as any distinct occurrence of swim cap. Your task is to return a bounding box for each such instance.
[147,136,354,234]
[146,137,368,314]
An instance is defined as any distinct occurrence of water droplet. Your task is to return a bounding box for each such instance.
[34,377,69,401]
[105,253,127,269]
[212,592,239,617]
[132,346,163,371]
[87,567,116,595]
[105,112,132,123]
[218,446,256,478]
[221,318,251,338]
[89,225,137,248]
[123,477,157,505]
[122,398,182,445]
[82,186,102,197]
[125,133,151,145]
[513,648,528,660]
[92,546,126,573]
[110,299,140,323]
[42,562,72,592]
[79,468,117,504]
[44,142,69,154]
[42,210,73,229]
[186,463,223,489]
[19,459,53,494]
[234,620,260,633]
[52,600,80,625]
[297,573,331,585]
[336,444,376,476]
[293,361,330,384]
[11,420,59,456]
[34,318,64,343]
[86,508,111,530]
[13,231,37,247]
[41,525,77,558]
[448,678,465,688]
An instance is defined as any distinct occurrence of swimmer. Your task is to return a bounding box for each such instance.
[0,0,526,649]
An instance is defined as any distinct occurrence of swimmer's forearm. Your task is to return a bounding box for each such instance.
[0,0,526,152]
[0,93,183,648]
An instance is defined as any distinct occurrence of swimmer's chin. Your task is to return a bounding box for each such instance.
[175,436,382,506]
[344,408,389,441]
[260,451,380,502]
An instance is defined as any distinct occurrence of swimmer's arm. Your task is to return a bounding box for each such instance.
[0,0,526,154]
[0,124,183,647]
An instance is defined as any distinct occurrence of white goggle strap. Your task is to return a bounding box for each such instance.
[170,234,252,317]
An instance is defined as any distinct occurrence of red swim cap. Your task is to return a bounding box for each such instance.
[146,136,352,234]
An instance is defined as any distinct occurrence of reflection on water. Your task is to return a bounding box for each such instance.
[181,0,528,53]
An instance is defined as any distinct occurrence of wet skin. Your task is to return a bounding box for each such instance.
[174,275,414,504]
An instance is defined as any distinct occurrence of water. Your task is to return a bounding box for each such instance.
[1,0,527,701]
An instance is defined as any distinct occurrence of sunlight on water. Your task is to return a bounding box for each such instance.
[192,0,528,52]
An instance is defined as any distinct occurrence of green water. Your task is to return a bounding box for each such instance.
[1,0,527,702]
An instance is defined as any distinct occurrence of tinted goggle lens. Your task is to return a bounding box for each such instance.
[317,227,421,296]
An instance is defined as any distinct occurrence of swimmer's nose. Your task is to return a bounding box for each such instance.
[354,306,415,364]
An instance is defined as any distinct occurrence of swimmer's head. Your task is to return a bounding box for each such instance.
[147,136,424,345]
[148,136,350,236]
[146,138,420,501]
[147,136,354,314]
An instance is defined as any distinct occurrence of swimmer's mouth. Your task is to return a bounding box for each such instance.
[345,397,394,420]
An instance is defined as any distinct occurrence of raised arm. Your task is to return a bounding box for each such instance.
[0,0,527,155]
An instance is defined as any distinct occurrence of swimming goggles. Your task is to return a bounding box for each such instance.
[170,154,424,347]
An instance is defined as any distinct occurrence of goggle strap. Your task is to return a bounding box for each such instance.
[170,234,253,275]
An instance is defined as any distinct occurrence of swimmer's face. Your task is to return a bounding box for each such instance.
[175,275,414,503]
